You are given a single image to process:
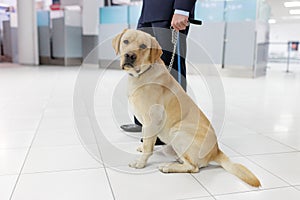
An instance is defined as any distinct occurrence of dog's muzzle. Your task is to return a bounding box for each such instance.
[122,52,137,70]
[124,53,137,64]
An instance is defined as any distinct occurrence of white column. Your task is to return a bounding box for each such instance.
[99,0,104,7]
[82,0,99,35]
[17,0,39,65]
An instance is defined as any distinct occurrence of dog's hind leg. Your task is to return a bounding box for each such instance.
[158,127,203,173]
[159,156,199,173]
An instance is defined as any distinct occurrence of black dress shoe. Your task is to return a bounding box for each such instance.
[120,124,142,132]
[141,137,166,145]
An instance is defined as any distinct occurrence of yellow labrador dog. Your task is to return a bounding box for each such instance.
[112,29,261,187]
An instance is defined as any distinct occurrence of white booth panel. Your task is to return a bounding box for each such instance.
[17,0,39,65]
[187,22,225,67]
[82,0,99,35]
[98,24,128,62]
[224,22,256,68]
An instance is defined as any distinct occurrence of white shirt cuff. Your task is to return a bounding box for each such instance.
[174,9,190,17]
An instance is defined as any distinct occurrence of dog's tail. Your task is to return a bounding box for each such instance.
[213,150,261,187]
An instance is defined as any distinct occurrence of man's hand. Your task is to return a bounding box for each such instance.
[171,14,189,31]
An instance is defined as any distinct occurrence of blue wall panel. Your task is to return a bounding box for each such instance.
[37,11,50,27]
[100,6,128,24]
[194,0,257,22]
[194,1,224,22]
[225,0,257,22]
[99,1,257,24]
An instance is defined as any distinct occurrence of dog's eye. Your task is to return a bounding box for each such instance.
[123,40,129,44]
[140,44,147,49]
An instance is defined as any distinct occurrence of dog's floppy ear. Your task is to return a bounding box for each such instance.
[150,36,163,63]
[112,29,128,55]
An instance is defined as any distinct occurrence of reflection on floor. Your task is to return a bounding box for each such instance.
[0,63,300,200]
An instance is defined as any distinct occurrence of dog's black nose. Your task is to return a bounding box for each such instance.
[124,53,137,63]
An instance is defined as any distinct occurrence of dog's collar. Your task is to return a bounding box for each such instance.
[138,65,152,77]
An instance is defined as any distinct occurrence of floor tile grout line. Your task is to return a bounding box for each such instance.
[218,142,247,159]
[224,116,300,138]
[19,166,104,176]
[8,115,46,200]
[220,131,299,152]
[0,147,31,151]
[175,194,213,200]
[244,155,300,193]
[255,128,300,150]
[78,94,116,200]
[190,174,217,200]
[213,185,299,197]
[24,146,296,175]
[220,142,299,157]
[252,150,300,156]
[8,74,59,200]
[260,133,300,152]
[0,173,20,177]
[9,124,42,200]
[0,167,104,178]
[6,133,299,157]
[84,139,116,200]
[0,143,89,151]
[0,144,82,151]
[185,145,300,197]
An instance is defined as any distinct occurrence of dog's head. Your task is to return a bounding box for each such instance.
[112,29,163,77]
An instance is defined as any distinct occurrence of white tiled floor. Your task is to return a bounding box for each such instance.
[0,63,300,200]
[263,132,300,150]
[215,187,300,200]
[11,169,114,200]
[107,168,210,200]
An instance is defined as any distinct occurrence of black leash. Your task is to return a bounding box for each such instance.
[189,18,203,26]
[168,18,203,72]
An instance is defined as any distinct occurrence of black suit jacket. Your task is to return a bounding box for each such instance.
[139,0,197,23]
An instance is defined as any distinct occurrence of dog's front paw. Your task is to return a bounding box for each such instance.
[129,160,146,169]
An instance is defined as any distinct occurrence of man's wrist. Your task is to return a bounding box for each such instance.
[174,9,189,17]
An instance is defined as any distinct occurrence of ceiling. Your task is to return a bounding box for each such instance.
[266,0,300,23]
